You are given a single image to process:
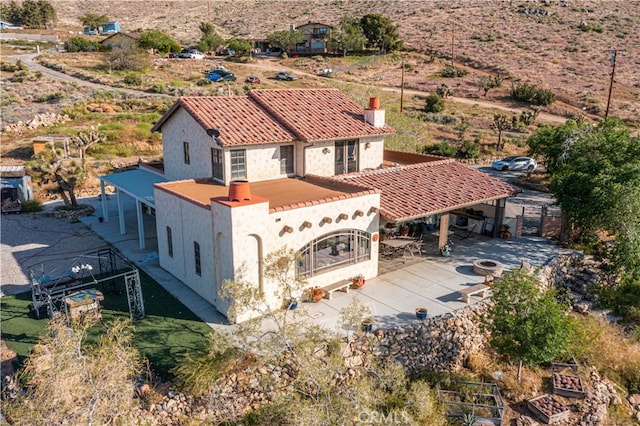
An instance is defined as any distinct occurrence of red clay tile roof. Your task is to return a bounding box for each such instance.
[337,160,519,222]
[249,89,395,141]
[153,97,297,146]
[151,89,395,146]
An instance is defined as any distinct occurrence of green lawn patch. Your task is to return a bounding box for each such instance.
[0,270,212,379]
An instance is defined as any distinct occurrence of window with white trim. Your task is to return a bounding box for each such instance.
[230,149,246,179]
[279,145,294,175]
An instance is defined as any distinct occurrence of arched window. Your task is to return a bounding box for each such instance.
[297,229,371,277]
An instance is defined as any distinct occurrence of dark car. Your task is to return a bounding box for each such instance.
[245,76,261,84]
[275,71,297,81]
[220,73,236,82]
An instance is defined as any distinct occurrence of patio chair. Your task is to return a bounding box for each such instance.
[404,240,423,257]
[380,244,395,258]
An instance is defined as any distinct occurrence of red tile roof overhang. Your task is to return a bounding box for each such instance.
[337,159,520,223]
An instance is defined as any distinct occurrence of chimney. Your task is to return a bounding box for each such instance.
[364,97,385,128]
[228,180,251,202]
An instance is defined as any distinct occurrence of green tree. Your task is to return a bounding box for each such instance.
[78,12,109,29]
[4,319,141,425]
[360,13,403,51]
[139,30,180,54]
[529,119,640,279]
[37,0,56,28]
[226,37,252,56]
[423,93,444,113]
[485,268,574,381]
[420,141,456,157]
[64,37,100,52]
[1,1,24,25]
[266,29,304,52]
[327,16,366,56]
[197,21,223,53]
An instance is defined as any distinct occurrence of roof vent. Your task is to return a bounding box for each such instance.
[228,180,251,202]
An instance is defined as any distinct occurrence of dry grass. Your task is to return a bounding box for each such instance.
[47,0,639,125]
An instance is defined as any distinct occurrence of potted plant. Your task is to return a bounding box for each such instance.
[499,224,511,239]
[400,224,409,237]
[415,307,428,320]
[288,297,298,310]
[361,317,374,332]
[440,244,451,257]
[308,286,325,302]
[350,274,365,289]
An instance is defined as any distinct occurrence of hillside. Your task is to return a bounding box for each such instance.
[48,0,640,124]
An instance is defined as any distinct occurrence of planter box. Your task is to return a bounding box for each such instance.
[552,373,585,399]
[527,394,570,424]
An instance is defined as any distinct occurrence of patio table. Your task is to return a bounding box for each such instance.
[381,239,415,258]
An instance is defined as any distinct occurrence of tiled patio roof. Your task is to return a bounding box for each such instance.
[151,89,395,146]
[249,89,395,141]
[338,160,519,222]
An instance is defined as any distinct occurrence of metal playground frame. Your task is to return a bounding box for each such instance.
[28,248,144,321]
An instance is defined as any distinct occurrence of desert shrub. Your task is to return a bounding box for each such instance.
[511,83,556,106]
[420,141,456,157]
[64,37,100,52]
[422,112,457,125]
[440,65,468,78]
[596,279,640,326]
[1,61,18,72]
[150,84,166,94]
[35,92,63,103]
[436,83,453,98]
[123,72,143,86]
[456,140,480,159]
[280,51,288,59]
[21,199,43,213]
[423,93,444,113]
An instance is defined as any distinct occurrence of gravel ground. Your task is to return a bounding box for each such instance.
[0,212,109,296]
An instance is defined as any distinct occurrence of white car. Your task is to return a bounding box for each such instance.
[491,156,537,171]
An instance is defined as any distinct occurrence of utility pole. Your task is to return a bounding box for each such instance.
[605,49,624,119]
[451,21,455,69]
[400,55,405,113]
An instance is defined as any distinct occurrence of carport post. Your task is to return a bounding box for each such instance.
[117,189,125,235]
[100,180,108,222]
[136,199,145,250]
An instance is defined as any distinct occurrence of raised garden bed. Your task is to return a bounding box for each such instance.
[438,381,504,425]
[527,394,570,424]
[552,372,585,399]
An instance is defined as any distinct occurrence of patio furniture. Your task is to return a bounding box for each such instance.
[321,280,352,300]
[459,283,490,303]
[404,240,423,257]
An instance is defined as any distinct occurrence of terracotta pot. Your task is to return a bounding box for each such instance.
[312,290,324,302]
[351,278,365,289]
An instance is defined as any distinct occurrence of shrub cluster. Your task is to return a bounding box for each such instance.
[64,37,102,52]
[511,83,556,106]
[440,65,468,78]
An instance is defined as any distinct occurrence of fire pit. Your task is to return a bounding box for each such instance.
[473,259,504,277]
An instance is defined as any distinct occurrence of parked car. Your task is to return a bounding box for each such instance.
[275,71,298,81]
[177,49,204,59]
[317,68,332,77]
[491,156,537,171]
[219,73,236,82]
[245,76,261,84]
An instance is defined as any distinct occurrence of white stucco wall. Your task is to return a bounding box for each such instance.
[154,189,216,305]
[227,143,297,183]
[161,108,216,181]
[303,138,385,176]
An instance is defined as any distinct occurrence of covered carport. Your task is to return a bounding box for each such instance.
[99,167,167,250]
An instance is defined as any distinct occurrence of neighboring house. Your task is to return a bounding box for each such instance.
[292,21,332,54]
[100,32,140,50]
[101,21,121,34]
[0,20,22,30]
[100,89,516,322]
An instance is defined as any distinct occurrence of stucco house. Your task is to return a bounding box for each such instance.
[100,89,516,322]
[100,31,140,51]
[292,21,332,54]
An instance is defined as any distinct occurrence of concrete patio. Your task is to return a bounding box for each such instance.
[3,193,571,332]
